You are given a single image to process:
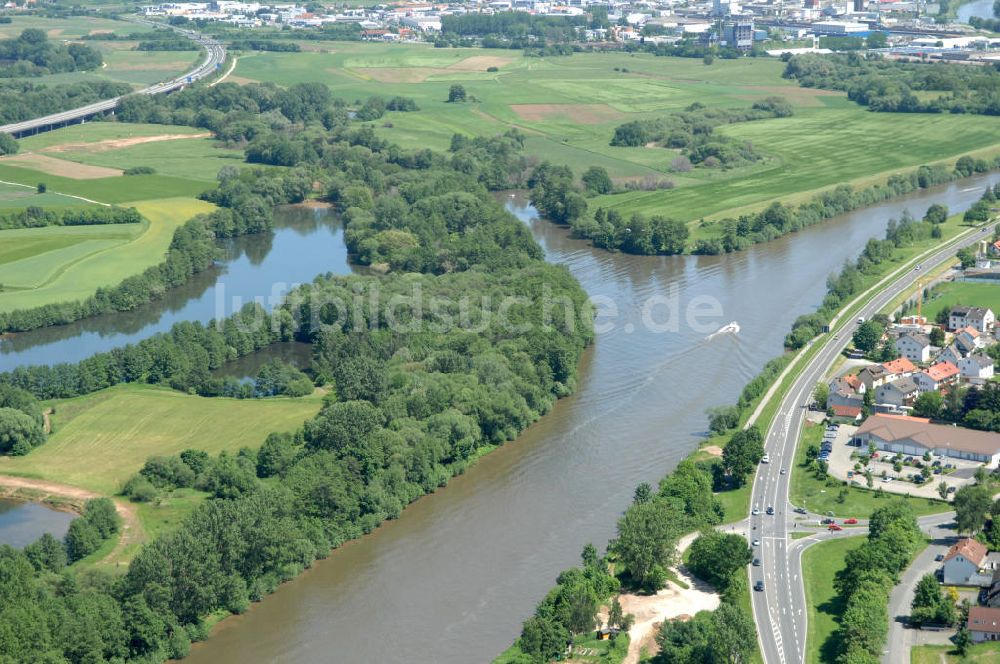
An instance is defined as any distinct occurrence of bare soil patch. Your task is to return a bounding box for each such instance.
[0,474,141,565]
[88,29,114,36]
[702,445,724,457]
[0,153,122,179]
[448,55,514,71]
[225,75,259,85]
[510,103,625,124]
[43,132,211,154]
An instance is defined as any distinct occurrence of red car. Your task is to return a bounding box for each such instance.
[843,518,858,525]
[828,524,843,531]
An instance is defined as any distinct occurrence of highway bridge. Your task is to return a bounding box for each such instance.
[0,23,226,138]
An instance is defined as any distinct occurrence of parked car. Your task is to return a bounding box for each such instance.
[828,524,843,531]
[934,554,944,562]
[754,581,764,592]
[821,518,835,525]
[882,477,894,483]
[948,486,957,494]
[794,507,808,514]
[844,518,858,525]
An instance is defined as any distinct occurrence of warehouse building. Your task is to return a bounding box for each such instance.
[854,414,1000,467]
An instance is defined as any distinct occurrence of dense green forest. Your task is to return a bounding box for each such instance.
[783,53,1000,115]
[0,75,593,662]
[0,28,103,77]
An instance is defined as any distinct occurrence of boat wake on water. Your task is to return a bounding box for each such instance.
[706,321,740,340]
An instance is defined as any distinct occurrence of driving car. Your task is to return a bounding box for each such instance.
[821,518,835,525]
[754,581,764,592]
[752,558,761,567]
[828,524,843,531]
[843,518,858,525]
[752,539,760,547]
[766,506,774,515]
[752,507,760,516]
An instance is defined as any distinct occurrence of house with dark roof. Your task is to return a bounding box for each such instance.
[828,376,864,411]
[968,606,1000,642]
[855,415,1000,466]
[858,365,889,391]
[956,327,986,355]
[960,354,995,385]
[896,331,932,363]
[937,344,965,366]
[874,377,920,408]
[950,306,995,333]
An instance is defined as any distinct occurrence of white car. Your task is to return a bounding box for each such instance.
[752,507,761,515]
[752,539,760,547]
[761,454,770,464]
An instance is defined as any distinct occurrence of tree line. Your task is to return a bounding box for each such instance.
[783,53,1000,115]
[0,205,141,230]
[0,29,102,77]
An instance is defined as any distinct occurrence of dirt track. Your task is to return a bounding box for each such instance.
[42,132,212,154]
[0,474,141,565]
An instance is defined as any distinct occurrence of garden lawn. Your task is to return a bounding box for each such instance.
[802,535,865,664]
[924,281,1000,323]
[790,421,950,519]
[0,383,324,495]
[232,44,1000,225]
[0,196,214,312]
[911,642,1000,663]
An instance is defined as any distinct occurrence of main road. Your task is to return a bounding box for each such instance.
[748,222,994,664]
[0,22,225,138]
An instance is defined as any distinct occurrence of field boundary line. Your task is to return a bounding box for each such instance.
[0,178,109,207]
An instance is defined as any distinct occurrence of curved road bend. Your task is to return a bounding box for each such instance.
[0,23,225,137]
[748,224,995,664]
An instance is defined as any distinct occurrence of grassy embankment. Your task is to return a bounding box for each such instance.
[231,44,1000,240]
[802,535,865,664]
[0,123,247,312]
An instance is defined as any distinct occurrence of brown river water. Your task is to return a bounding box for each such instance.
[181,176,1000,664]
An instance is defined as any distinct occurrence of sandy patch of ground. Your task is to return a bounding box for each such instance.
[42,132,211,154]
[448,55,514,71]
[0,153,122,179]
[225,75,260,85]
[351,67,450,83]
[88,29,114,36]
[702,445,724,457]
[510,103,625,124]
[46,29,64,38]
[0,474,140,565]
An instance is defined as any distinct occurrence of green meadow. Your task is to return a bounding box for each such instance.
[229,43,1000,224]
[0,383,323,495]
[925,281,1000,322]
[0,196,214,312]
[802,536,865,664]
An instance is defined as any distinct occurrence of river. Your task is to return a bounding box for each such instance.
[0,498,74,548]
[957,0,995,22]
[0,205,355,372]
[175,173,1000,664]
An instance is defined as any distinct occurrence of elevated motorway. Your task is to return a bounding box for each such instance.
[0,23,226,138]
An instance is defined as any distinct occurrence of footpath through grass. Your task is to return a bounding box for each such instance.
[0,383,324,495]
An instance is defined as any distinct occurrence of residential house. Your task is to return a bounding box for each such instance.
[858,364,889,391]
[855,414,1000,466]
[943,538,992,586]
[827,375,864,410]
[960,354,995,385]
[955,327,986,355]
[912,361,960,393]
[882,357,917,376]
[985,569,1000,608]
[896,332,932,363]
[937,344,965,366]
[968,606,1000,642]
[949,306,995,333]
[875,377,920,408]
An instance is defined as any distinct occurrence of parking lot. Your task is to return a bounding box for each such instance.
[822,424,979,500]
